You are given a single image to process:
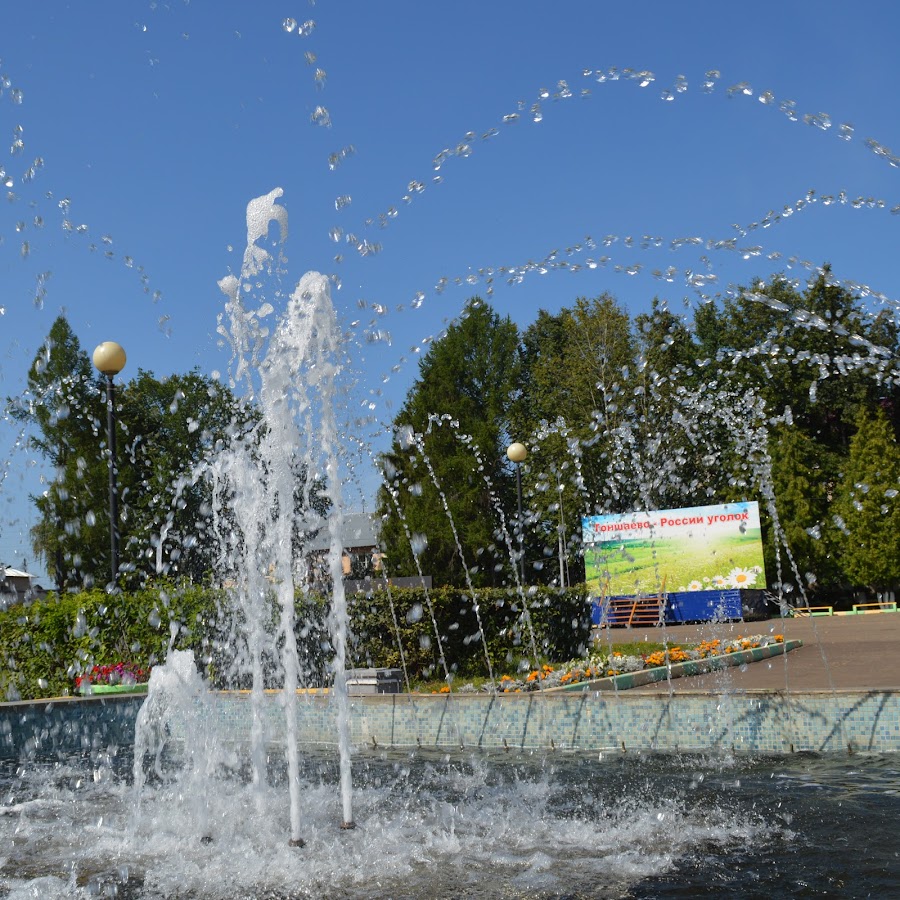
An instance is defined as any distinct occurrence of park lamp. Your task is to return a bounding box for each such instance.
[93,342,126,587]
[506,442,527,583]
[506,442,527,465]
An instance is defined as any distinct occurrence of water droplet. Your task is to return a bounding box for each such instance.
[311,106,332,128]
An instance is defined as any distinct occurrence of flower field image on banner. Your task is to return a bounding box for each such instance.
[582,501,765,595]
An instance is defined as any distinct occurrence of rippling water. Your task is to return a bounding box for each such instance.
[0,748,897,898]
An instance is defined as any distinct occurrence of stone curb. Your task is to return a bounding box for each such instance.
[550,639,803,693]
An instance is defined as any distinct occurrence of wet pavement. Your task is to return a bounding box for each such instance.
[608,612,900,693]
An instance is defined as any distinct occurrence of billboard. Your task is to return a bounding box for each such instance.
[582,501,765,596]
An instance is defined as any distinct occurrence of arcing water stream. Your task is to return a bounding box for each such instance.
[1,5,900,897]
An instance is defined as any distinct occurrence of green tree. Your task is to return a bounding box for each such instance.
[9,316,255,589]
[114,368,258,584]
[515,296,636,570]
[694,269,899,453]
[832,408,900,593]
[628,298,742,512]
[8,317,106,591]
[764,424,838,593]
[635,297,700,387]
[377,299,521,587]
[691,268,900,592]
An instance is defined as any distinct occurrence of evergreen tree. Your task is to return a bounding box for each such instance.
[832,408,900,593]
[765,424,838,594]
[377,299,521,587]
[9,317,105,591]
[9,316,256,588]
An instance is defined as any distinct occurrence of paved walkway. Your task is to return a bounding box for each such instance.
[610,612,900,693]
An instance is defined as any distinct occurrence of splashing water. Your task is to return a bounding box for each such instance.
[2,6,900,897]
[208,189,356,836]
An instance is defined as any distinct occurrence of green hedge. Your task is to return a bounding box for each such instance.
[0,583,593,700]
[346,584,593,680]
[0,583,217,702]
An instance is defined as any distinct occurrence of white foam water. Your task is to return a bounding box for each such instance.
[1,748,791,899]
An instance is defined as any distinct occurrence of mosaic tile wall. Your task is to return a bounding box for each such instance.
[0,695,143,759]
[1,688,897,759]
[200,687,899,754]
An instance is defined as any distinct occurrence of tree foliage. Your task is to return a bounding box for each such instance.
[9,315,255,589]
[379,269,900,599]
[377,299,521,587]
[832,409,900,591]
[0,582,593,701]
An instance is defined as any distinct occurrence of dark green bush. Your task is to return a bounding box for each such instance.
[0,583,217,701]
[346,584,593,680]
[0,582,592,699]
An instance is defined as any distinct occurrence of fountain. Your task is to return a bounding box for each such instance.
[2,4,900,897]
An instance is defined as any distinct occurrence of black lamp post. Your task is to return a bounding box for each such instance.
[92,342,126,587]
[506,442,527,583]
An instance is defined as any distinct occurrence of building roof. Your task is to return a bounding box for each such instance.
[304,511,379,553]
[2,568,35,579]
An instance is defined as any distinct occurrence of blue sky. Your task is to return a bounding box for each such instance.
[1,1,899,580]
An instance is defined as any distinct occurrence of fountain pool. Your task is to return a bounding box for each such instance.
[2,4,900,897]
[2,743,899,898]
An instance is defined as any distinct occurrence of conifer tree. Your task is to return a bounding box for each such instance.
[377,299,521,587]
[832,408,900,593]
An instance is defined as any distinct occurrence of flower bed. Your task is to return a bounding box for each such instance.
[451,634,784,694]
[76,662,149,695]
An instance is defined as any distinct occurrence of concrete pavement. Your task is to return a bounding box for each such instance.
[608,612,900,693]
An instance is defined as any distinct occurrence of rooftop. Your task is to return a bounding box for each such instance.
[304,512,379,553]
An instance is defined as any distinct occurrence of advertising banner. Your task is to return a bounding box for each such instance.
[582,501,765,596]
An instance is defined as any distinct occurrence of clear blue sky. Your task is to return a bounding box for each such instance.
[1,1,898,581]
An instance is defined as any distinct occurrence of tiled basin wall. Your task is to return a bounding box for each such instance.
[2,688,898,759]
[193,688,900,755]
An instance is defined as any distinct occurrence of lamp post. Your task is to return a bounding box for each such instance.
[92,342,126,586]
[557,474,567,590]
[506,442,527,583]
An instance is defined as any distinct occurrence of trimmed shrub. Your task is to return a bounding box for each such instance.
[0,582,593,699]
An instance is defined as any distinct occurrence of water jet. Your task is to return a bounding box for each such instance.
[1,4,900,897]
